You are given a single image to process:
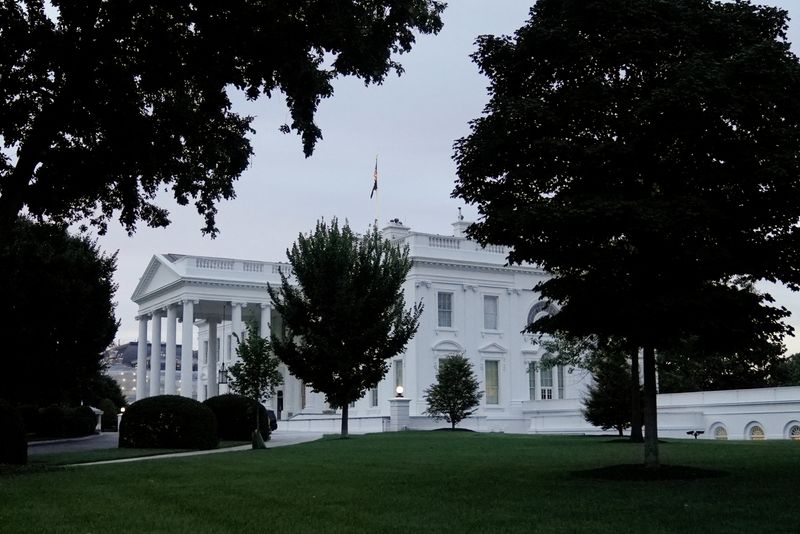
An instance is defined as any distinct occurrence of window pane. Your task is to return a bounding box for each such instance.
[486,360,499,404]
[557,365,565,399]
[484,295,498,330]
[540,366,553,387]
[438,292,453,327]
[371,388,378,407]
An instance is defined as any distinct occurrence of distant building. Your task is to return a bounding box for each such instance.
[103,342,197,402]
[131,216,800,440]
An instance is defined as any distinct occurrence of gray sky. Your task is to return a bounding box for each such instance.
[95,0,800,354]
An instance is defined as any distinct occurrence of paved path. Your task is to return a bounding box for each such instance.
[27,431,323,466]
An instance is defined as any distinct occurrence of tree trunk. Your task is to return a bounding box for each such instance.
[642,345,659,468]
[341,403,349,438]
[630,347,644,443]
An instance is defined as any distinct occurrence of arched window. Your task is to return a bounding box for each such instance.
[526,300,559,327]
[711,424,728,441]
[747,423,765,441]
[784,421,800,441]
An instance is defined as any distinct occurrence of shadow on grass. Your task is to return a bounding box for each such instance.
[572,464,729,481]
[432,428,475,432]
[0,464,64,478]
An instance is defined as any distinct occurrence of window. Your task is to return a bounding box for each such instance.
[371,388,378,407]
[483,295,498,330]
[301,382,307,409]
[528,362,536,400]
[203,340,209,365]
[540,365,553,400]
[713,425,728,440]
[485,360,499,404]
[749,425,765,440]
[437,292,453,327]
[557,365,565,399]
[226,334,232,361]
[789,424,800,440]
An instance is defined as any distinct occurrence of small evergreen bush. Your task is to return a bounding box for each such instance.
[63,406,97,437]
[203,394,271,441]
[0,400,27,465]
[119,395,218,449]
[17,404,39,435]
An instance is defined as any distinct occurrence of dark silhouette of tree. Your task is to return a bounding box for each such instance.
[0,1,445,235]
[454,0,800,467]
[0,218,118,405]
[269,219,422,437]
[424,353,483,430]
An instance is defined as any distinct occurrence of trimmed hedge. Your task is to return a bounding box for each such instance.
[0,400,27,465]
[203,394,271,441]
[98,398,119,431]
[119,395,218,450]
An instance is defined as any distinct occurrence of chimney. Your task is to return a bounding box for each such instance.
[382,218,411,241]
[452,207,470,238]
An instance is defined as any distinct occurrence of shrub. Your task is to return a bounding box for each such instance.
[0,400,27,465]
[119,395,218,449]
[98,398,119,431]
[203,394,271,441]
[17,404,39,435]
[62,406,97,437]
[38,405,65,437]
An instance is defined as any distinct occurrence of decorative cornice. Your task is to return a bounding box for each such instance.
[412,257,546,276]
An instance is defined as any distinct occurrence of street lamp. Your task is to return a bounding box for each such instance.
[395,385,404,398]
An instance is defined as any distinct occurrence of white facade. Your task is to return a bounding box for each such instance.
[132,218,800,440]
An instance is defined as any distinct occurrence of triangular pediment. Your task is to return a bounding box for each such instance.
[478,342,507,354]
[131,255,182,302]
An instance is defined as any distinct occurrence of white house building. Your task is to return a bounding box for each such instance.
[131,216,800,440]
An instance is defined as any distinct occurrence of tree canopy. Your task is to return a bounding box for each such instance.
[0,218,118,405]
[0,1,445,235]
[423,353,483,430]
[268,219,422,437]
[454,0,800,466]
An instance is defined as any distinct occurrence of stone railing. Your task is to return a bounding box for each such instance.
[195,257,234,270]
[428,236,460,249]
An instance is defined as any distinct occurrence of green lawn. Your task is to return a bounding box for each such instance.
[2,432,799,533]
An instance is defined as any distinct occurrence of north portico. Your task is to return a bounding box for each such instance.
[131,253,304,415]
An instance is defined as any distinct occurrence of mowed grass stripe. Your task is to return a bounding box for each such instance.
[1,432,798,533]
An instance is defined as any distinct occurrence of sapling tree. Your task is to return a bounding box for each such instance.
[424,354,483,430]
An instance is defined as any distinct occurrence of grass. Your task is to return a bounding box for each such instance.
[27,440,250,466]
[2,432,799,533]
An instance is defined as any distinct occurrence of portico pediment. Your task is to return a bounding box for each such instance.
[131,255,182,303]
[478,342,507,354]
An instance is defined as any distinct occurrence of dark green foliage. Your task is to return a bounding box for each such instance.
[0,400,27,465]
[0,219,118,406]
[269,219,423,437]
[0,1,444,235]
[454,0,800,466]
[78,375,128,410]
[98,398,119,431]
[63,406,98,438]
[203,394,271,442]
[227,322,282,442]
[16,404,38,435]
[657,340,790,393]
[583,351,641,437]
[774,353,800,386]
[119,395,218,450]
[37,406,66,438]
[424,354,483,430]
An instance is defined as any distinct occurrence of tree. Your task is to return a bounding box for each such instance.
[657,338,788,393]
[0,1,445,235]
[541,333,643,442]
[0,218,118,406]
[454,0,800,468]
[582,349,642,437]
[772,353,800,386]
[269,219,422,437]
[228,321,283,448]
[423,354,483,430]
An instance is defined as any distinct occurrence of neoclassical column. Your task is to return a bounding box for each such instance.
[207,320,218,398]
[136,315,149,401]
[259,303,271,339]
[231,302,243,360]
[180,300,195,398]
[165,305,178,395]
[149,309,162,397]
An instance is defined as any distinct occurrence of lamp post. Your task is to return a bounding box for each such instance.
[117,406,126,433]
[395,385,404,398]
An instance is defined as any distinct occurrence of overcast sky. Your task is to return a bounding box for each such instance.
[94,0,800,354]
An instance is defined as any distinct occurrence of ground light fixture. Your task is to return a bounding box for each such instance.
[395,386,404,398]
